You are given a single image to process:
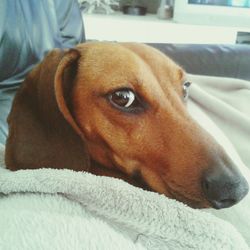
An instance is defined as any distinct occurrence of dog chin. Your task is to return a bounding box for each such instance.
[137,180,209,209]
[183,199,211,209]
[161,185,210,209]
[175,196,212,209]
[170,195,210,209]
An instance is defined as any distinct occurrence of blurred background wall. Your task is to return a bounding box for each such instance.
[119,0,161,13]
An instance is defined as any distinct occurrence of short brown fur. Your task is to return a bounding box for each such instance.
[5,42,240,208]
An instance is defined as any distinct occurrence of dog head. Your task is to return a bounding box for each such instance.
[5,42,249,209]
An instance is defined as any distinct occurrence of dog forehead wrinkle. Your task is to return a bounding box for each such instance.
[76,52,145,91]
[123,44,187,101]
[77,43,153,77]
[76,43,183,90]
[78,43,138,69]
[76,51,165,108]
[122,43,183,79]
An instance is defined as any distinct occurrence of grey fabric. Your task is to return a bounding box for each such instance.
[150,44,250,81]
[187,74,250,246]
[0,0,85,144]
[0,91,15,145]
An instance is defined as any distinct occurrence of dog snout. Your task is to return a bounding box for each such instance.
[202,168,249,209]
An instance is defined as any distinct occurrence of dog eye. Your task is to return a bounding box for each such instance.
[183,81,191,101]
[110,89,135,107]
[108,89,144,113]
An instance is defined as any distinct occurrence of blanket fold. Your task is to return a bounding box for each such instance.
[0,144,249,250]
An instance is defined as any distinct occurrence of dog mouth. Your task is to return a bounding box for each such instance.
[131,169,208,208]
[162,179,209,209]
[93,160,209,208]
[166,187,209,209]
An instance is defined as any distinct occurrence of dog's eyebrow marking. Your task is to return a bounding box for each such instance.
[121,45,160,85]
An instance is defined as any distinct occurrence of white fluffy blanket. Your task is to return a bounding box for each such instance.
[0,74,249,250]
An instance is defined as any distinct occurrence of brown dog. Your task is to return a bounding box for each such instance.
[5,42,249,209]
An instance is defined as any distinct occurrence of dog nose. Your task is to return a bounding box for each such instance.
[202,170,249,209]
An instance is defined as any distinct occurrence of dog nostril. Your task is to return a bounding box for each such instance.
[219,198,237,206]
[212,198,237,209]
[221,199,234,203]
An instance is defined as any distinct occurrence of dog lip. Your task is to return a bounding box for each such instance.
[162,179,206,208]
[167,188,207,208]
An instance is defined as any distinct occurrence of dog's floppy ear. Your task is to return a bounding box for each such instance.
[5,48,90,171]
[54,50,84,139]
